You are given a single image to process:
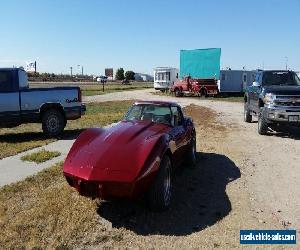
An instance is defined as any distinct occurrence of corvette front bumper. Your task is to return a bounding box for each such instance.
[64,174,135,199]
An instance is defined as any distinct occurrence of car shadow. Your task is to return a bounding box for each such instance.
[97,152,241,236]
[267,125,300,140]
[249,121,300,140]
[0,129,84,143]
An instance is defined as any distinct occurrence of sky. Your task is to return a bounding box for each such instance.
[0,0,299,75]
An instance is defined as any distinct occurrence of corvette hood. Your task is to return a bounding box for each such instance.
[63,121,170,182]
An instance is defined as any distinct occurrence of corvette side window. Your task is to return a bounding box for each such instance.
[171,106,183,126]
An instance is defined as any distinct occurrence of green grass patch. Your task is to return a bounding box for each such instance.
[81,83,152,96]
[0,100,134,159]
[21,149,61,164]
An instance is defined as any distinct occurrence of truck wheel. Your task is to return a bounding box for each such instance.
[258,108,268,135]
[186,134,196,167]
[174,88,182,97]
[199,89,207,98]
[244,102,252,123]
[42,109,65,137]
[148,155,172,211]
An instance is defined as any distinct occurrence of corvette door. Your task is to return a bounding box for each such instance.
[170,106,186,165]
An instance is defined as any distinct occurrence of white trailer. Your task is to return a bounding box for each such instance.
[153,67,178,91]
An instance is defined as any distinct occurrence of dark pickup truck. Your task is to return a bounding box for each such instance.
[244,70,300,135]
[0,68,86,136]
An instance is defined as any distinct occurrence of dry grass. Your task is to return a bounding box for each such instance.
[21,149,61,164]
[0,104,229,249]
[0,100,134,160]
[0,163,110,249]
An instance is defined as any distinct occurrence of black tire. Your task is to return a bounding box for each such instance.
[186,134,196,167]
[148,155,172,211]
[42,109,65,137]
[244,102,252,123]
[175,88,183,97]
[258,108,268,135]
[199,88,207,98]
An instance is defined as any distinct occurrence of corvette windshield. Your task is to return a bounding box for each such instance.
[125,104,172,125]
[262,71,300,86]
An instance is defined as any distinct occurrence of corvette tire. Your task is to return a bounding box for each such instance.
[148,155,172,211]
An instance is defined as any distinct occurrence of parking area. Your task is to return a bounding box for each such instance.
[0,88,299,248]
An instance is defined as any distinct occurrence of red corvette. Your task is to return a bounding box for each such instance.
[63,101,196,210]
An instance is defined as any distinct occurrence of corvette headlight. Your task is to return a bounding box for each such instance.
[263,93,276,104]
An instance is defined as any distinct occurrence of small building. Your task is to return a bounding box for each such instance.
[218,70,256,93]
[134,73,154,82]
[153,67,179,90]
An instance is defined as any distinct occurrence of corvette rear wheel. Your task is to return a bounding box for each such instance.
[148,155,172,211]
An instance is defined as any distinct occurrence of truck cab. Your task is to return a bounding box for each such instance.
[0,68,29,125]
[244,70,300,135]
[0,68,85,136]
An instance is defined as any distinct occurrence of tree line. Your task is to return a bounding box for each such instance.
[115,68,135,80]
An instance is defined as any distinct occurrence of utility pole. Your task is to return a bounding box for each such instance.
[81,66,83,75]
[285,57,288,70]
[70,66,73,76]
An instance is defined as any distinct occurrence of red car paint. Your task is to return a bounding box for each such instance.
[171,76,219,97]
[63,101,195,200]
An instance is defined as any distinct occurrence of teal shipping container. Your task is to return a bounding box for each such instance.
[180,48,221,79]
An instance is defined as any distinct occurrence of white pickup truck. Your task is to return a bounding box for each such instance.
[0,68,86,136]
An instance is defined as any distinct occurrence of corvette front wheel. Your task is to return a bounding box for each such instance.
[148,155,172,211]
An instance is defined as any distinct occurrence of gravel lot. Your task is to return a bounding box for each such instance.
[85,89,300,238]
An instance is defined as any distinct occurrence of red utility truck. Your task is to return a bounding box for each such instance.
[171,76,219,97]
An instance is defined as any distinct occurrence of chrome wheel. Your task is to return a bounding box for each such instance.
[163,161,172,206]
